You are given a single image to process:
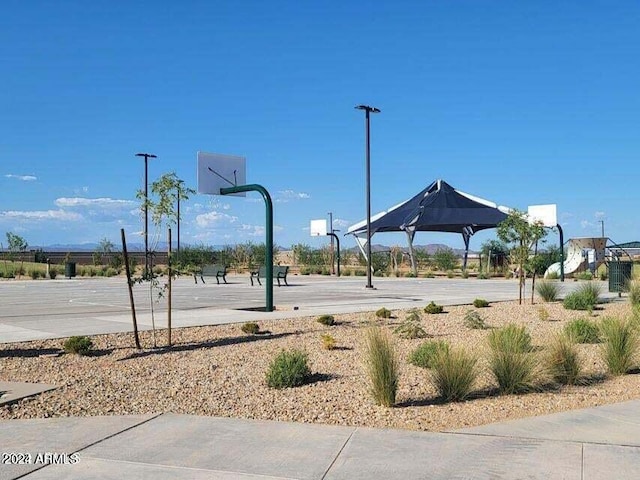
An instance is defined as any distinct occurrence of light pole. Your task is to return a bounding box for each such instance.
[176,185,181,254]
[355,104,380,289]
[136,152,157,277]
[328,212,334,274]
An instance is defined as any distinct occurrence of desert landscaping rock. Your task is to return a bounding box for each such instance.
[1,300,639,432]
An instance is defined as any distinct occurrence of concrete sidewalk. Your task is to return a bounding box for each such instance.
[1,399,639,480]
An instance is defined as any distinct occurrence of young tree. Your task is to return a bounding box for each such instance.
[6,232,28,279]
[137,172,196,253]
[496,210,547,304]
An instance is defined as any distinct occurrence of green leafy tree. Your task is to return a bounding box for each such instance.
[497,210,547,304]
[93,237,115,266]
[433,247,458,271]
[480,240,509,273]
[6,232,28,279]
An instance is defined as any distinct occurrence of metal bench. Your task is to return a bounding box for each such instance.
[194,264,228,284]
[250,265,289,286]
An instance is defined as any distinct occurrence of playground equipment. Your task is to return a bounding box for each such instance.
[545,237,607,278]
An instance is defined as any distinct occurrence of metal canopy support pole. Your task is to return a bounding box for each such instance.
[405,230,417,276]
[221,184,274,312]
[557,223,565,282]
[327,233,341,277]
[462,234,470,271]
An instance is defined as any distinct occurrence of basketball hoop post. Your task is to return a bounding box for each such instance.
[221,184,274,312]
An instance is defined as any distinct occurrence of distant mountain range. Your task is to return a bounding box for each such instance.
[31,242,476,256]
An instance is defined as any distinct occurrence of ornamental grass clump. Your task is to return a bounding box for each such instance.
[430,346,479,402]
[408,340,450,369]
[536,280,560,302]
[488,324,532,354]
[600,317,639,376]
[488,325,537,394]
[266,349,311,389]
[564,318,601,344]
[563,282,601,311]
[547,333,582,385]
[363,327,399,407]
[628,280,640,307]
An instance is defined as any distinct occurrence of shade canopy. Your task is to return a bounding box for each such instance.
[347,179,511,271]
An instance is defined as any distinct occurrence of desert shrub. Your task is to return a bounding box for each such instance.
[473,298,489,308]
[363,327,399,407]
[266,349,311,389]
[463,310,488,329]
[375,307,392,319]
[536,280,560,302]
[153,265,163,275]
[628,279,640,307]
[461,270,469,279]
[489,350,538,394]
[317,314,336,326]
[537,306,550,321]
[547,334,582,385]
[599,270,608,281]
[63,336,93,355]
[575,271,593,281]
[105,267,118,277]
[488,324,532,354]
[477,272,489,280]
[409,340,450,369]
[241,322,260,335]
[49,267,58,279]
[354,269,366,276]
[423,270,435,278]
[600,317,639,376]
[430,346,479,402]
[446,270,455,279]
[563,282,601,311]
[503,270,513,279]
[424,301,444,314]
[546,271,560,280]
[29,269,41,280]
[394,309,427,339]
[321,334,336,350]
[564,318,601,344]
[405,271,417,278]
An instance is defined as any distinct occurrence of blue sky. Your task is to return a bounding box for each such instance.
[1,1,639,252]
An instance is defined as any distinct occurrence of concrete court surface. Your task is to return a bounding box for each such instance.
[1,399,639,479]
[0,276,617,344]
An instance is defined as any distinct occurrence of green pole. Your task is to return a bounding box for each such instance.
[221,184,273,311]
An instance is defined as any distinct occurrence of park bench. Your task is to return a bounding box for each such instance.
[194,264,228,284]
[250,265,289,286]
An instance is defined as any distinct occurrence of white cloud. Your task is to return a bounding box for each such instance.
[594,211,605,219]
[0,209,82,221]
[333,218,350,229]
[240,224,265,237]
[195,211,238,227]
[5,174,37,181]
[275,190,311,203]
[580,220,593,229]
[55,197,137,209]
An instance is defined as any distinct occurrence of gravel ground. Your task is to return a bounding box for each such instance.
[1,299,639,432]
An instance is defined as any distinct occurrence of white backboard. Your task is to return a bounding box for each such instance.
[310,219,327,236]
[528,204,557,227]
[197,151,246,197]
